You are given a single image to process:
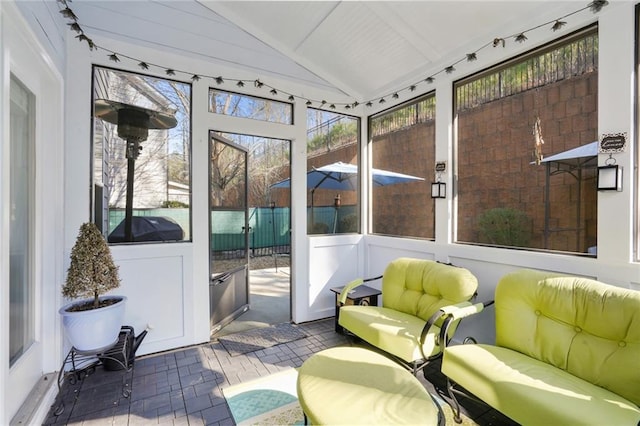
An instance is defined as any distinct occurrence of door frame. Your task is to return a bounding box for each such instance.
[1,2,64,423]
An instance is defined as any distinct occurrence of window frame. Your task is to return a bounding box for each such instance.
[368,91,436,239]
[90,65,193,244]
[208,88,294,125]
[306,108,361,235]
[453,25,599,255]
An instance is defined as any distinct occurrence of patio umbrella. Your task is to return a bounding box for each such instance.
[271,161,424,191]
[270,161,424,227]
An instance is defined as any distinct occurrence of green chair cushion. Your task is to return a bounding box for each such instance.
[297,346,440,425]
[442,343,640,426]
[496,269,640,406]
[382,258,478,321]
[338,306,440,362]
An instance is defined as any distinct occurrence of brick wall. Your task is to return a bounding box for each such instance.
[269,72,597,250]
[371,121,435,238]
[457,72,598,252]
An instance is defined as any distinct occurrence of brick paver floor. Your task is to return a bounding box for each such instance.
[44,319,515,425]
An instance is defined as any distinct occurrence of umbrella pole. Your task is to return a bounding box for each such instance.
[310,188,315,231]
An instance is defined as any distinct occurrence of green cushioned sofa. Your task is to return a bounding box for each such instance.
[442,269,640,425]
[338,257,481,375]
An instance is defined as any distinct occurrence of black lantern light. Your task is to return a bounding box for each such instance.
[597,164,622,191]
[431,182,446,199]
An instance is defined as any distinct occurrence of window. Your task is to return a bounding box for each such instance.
[92,66,192,243]
[637,5,640,261]
[455,27,598,254]
[305,109,360,234]
[209,89,293,124]
[9,75,35,366]
[369,94,434,238]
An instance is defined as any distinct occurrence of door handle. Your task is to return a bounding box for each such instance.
[211,272,232,285]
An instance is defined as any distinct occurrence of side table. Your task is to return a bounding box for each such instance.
[330,284,381,333]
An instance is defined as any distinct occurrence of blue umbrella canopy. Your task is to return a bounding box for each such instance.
[270,161,424,191]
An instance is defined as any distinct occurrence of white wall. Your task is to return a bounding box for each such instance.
[1,1,66,423]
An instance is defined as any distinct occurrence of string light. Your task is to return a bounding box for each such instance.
[515,33,528,43]
[57,0,608,111]
[552,20,567,32]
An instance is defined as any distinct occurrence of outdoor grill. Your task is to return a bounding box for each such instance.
[108,216,184,243]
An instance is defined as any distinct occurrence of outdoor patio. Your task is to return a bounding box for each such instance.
[43,318,515,425]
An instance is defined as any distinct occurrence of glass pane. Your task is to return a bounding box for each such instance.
[208,89,293,124]
[455,29,598,253]
[92,66,192,243]
[305,109,360,235]
[9,75,35,366]
[211,132,291,272]
[210,135,248,275]
[370,96,434,238]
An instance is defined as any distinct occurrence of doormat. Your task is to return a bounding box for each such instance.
[217,323,307,356]
[223,368,303,425]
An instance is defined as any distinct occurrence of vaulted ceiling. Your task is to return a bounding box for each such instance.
[68,1,581,102]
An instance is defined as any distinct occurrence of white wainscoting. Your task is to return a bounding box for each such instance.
[304,234,364,322]
[110,243,201,356]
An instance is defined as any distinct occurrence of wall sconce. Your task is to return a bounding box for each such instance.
[431,161,447,199]
[597,164,622,191]
[334,194,341,208]
[431,182,446,198]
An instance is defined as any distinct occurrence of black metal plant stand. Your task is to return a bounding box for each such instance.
[53,326,135,416]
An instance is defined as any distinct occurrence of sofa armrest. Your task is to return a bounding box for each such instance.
[338,279,363,305]
[337,275,382,305]
[419,301,489,357]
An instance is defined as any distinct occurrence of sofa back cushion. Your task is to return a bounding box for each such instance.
[496,269,640,406]
[381,258,478,321]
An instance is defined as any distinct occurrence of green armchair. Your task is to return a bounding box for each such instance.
[337,257,482,375]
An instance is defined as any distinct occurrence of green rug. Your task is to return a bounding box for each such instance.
[223,369,303,425]
[223,368,478,425]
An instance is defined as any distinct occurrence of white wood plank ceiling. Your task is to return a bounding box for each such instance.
[64,1,583,102]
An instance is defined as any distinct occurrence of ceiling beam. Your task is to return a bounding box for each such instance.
[199,0,363,101]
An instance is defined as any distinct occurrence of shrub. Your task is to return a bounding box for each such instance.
[62,222,120,309]
[477,208,531,247]
[309,222,329,234]
[339,214,358,233]
[162,200,189,208]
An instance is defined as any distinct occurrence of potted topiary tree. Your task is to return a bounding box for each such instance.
[59,222,127,352]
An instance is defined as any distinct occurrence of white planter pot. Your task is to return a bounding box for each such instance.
[59,295,127,353]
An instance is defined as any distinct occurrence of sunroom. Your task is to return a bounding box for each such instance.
[1,0,639,424]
